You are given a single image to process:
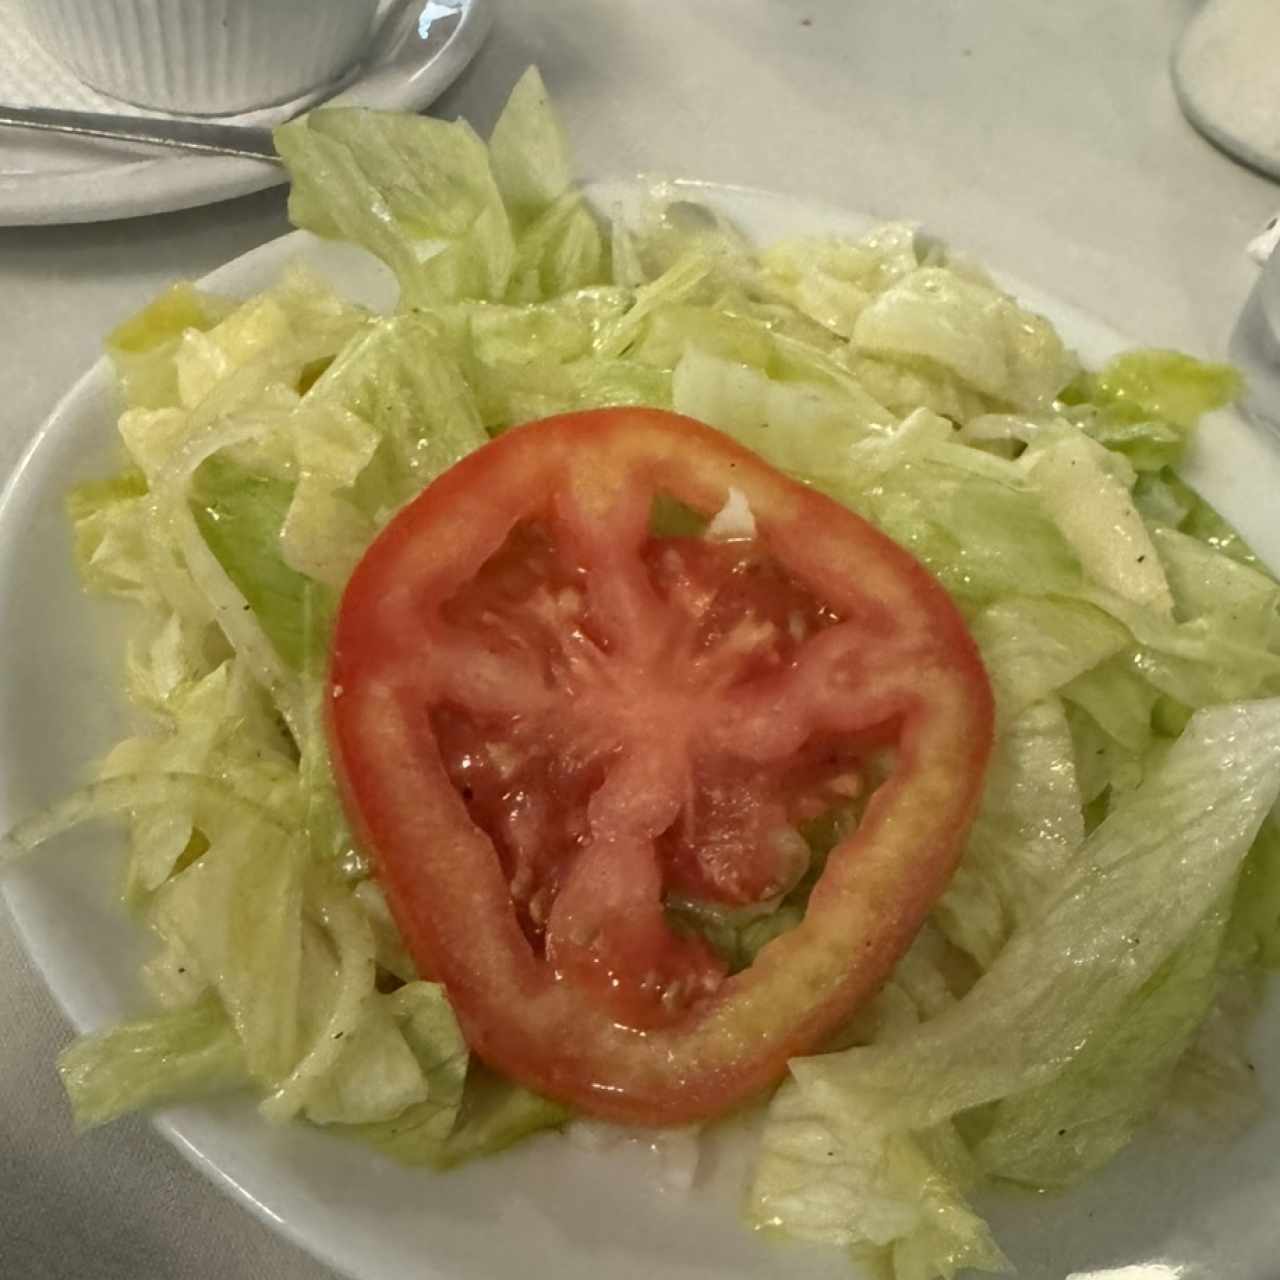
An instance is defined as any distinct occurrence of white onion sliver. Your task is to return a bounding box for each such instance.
[258,876,376,1123]
[149,412,306,736]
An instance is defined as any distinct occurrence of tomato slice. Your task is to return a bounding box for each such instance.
[329,408,993,1126]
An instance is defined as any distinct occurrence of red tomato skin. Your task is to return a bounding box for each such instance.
[330,408,994,1127]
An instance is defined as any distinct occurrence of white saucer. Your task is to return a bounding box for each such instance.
[0,0,493,226]
[1172,0,1280,181]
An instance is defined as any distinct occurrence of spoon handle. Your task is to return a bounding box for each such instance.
[0,105,279,161]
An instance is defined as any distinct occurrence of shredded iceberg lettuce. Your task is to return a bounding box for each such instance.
[752,700,1280,1275]
[3,66,1279,1280]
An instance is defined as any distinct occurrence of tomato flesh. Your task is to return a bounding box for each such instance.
[330,408,994,1125]
[428,524,868,1026]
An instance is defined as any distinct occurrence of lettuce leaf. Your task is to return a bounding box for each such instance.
[275,109,515,308]
[488,66,575,226]
[851,267,1075,409]
[752,699,1280,1272]
[1084,349,1241,430]
[147,821,305,1083]
[107,282,236,411]
[973,907,1228,1188]
[934,699,1083,969]
[58,996,248,1130]
[191,456,311,671]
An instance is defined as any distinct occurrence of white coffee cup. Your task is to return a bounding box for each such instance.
[21,0,380,116]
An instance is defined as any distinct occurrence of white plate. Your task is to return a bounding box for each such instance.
[0,0,492,226]
[3,182,1280,1280]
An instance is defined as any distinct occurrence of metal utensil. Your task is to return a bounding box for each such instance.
[0,106,278,160]
[0,0,463,162]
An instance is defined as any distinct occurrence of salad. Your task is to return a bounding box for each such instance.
[6,68,1280,1280]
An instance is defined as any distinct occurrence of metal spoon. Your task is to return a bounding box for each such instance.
[0,0,465,163]
[0,107,280,161]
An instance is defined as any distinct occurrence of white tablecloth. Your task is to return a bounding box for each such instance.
[3,2,1278,1276]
